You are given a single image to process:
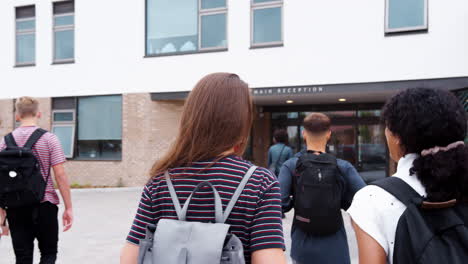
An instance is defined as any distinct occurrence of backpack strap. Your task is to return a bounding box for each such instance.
[4,133,18,148]
[273,145,286,169]
[371,177,423,206]
[165,165,258,224]
[223,166,257,222]
[23,129,47,150]
[165,171,184,221]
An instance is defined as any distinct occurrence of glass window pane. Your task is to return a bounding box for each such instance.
[53,1,74,14]
[53,97,76,109]
[78,96,122,141]
[54,30,74,60]
[16,20,35,31]
[253,7,282,44]
[77,140,122,160]
[358,125,387,183]
[16,6,35,19]
[254,0,279,3]
[146,0,198,55]
[201,0,226,9]
[272,112,299,120]
[358,110,382,117]
[53,126,74,158]
[54,15,74,26]
[388,0,425,29]
[16,33,35,64]
[54,112,74,122]
[201,13,227,49]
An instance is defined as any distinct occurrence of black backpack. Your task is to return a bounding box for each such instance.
[293,151,344,235]
[372,177,468,264]
[0,129,48,209]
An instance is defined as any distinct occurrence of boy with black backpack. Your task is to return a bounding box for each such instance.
[278,113,365,264]
[0,97,73,264]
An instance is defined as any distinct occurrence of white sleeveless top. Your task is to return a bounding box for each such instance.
[347,154,427,264]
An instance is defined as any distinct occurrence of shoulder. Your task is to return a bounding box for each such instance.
[353,185,396,203]
[251,166,278,188]
[283,156,298,168]
[337,158,353,169]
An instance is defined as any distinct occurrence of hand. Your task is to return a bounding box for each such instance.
[63,208,73,232]
[0,225,9,236]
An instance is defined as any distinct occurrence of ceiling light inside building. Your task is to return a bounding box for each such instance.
[339,98,347,102]
[286,100,294,104]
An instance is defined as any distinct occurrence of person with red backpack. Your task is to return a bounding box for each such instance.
[0,97,73,264]
[348,88,468,264]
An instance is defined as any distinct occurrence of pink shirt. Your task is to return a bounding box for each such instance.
[0,126,66,205]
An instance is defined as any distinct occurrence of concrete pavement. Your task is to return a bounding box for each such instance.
[0,188,358,263]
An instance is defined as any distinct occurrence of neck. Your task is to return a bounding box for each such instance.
[306,142,327,153]
[20,119,37,127]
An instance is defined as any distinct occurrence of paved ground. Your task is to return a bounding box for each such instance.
[0,188,358,263]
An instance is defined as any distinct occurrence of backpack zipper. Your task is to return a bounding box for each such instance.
[318,169,323,182]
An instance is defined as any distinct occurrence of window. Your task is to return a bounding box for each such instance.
[146,0,227,56]
[251,0,283,47]
[385,0,428,33]
[53,1,75,63]
[52,96,122,160]
[15,5,35,66]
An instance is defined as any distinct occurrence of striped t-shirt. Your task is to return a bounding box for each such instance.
[127,156,285,263]
[0,126,66,205]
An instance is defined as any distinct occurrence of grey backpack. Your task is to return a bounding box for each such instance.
[138,166,258,264]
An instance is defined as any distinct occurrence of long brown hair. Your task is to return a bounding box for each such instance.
[149,73,253,179]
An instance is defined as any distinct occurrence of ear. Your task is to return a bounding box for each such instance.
[37,112,42,119]
[326,130,332,141]
[302,129,307,141]
[15,114,20,122]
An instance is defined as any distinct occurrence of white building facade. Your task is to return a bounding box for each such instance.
[1,0,467,186]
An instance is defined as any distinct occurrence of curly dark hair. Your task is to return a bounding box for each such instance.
[382,88,468,202]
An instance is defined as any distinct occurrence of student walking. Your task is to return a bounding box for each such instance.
[348,88,468,264]
[278,113,365,264]
[0,97,73,264]
[268,129,293,176]
[120,73,286,264]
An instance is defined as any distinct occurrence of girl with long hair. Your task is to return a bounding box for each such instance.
[120,73,286,264]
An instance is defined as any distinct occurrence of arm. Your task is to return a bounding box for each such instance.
[120,243,139,264]
[53,163,73,232]
[267,148,272,167]
[339,161,366,210]
[122,184,157,263]
[278,159,294,213]
[352,220,387,264]
[250,172,286,263]
[252,248,287,264]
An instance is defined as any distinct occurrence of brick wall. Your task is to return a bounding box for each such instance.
[64,94,184,187]
[0,94,184,187]
[0,99,14,137]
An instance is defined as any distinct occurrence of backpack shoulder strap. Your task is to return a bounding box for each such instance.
[223,166,258,222]
[371,177,423,206]
[23,128,47,150]
[4,133,18,148]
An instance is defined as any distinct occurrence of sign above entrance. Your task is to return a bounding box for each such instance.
[252,86,325,96]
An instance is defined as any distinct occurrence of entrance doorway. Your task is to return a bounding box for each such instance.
[271,110,388,183]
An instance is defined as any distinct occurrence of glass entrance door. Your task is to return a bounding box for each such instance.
[271,110,388,183]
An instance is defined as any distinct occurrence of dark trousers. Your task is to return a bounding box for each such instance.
[6,202,59,264]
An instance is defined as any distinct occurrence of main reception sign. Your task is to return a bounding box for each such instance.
[252,86,325,96]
